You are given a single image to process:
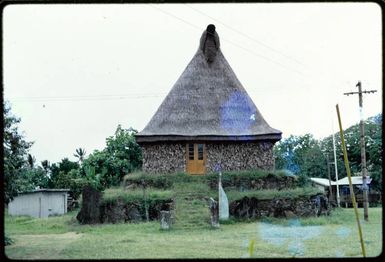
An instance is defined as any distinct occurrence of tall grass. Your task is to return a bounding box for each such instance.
[101,187,174,205]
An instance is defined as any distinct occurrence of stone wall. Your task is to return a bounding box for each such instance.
[230,194,330,219]
[140,141,275,174]
[141,143,186,173]
[206,141,275,172]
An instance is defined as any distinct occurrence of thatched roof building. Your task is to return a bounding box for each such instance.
[136,24,282,174]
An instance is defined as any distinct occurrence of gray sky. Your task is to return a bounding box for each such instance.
[3,3,382,164]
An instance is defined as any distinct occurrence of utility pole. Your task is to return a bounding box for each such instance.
[326,153,334,204]
[343,81,377,221]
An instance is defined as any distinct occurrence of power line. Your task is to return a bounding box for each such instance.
[8,93,168,102]
[149,4,307,77]
[184,4,307,68]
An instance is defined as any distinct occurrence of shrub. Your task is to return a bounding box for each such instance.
[4,232,14,246]
[123,172,175,189]
[101,187,174,205]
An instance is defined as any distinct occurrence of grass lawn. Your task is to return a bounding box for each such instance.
[4,207,382,259]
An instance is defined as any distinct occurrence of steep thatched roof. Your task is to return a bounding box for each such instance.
[136,24,282,143]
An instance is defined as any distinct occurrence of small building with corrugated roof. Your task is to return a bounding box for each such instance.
[136,24,282,174]
[8,189,69,218]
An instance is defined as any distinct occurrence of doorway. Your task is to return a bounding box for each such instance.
[186,143,206,175]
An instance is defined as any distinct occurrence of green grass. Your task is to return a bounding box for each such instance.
[5,208,382,259]
[102,187,174,205]
[4,174,382,259]
[225,187,323,201]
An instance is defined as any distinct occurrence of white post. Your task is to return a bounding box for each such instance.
[218,172,229,220]
[332,120,340,207]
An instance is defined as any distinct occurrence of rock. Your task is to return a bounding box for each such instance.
[160,210,172,230]
[208,198,219,228]
[284,211,297,218]
[127,207,142,223]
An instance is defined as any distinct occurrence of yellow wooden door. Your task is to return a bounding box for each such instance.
[186,143,206,175]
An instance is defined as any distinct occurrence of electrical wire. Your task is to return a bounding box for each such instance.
[185,4,307,68]
[149,4,307,77]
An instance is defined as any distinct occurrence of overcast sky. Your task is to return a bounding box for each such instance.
[3,3,382,164]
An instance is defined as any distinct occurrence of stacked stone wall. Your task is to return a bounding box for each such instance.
[141,143,186,173]
[206,141,275,172]
[140,141,275,174]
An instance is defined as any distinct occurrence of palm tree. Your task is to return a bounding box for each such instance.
[74,148,86,163]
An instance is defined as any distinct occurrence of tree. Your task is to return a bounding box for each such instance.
[27,154,35,169]
[22,166,50,190]
[274,134,326,177]
[41,160,50,178]
[74,148,86,163]
[274,114,382,192]
[320,114,382,191]
[81,125,142,188]
[50,158,80,188]
[3,102,33,203]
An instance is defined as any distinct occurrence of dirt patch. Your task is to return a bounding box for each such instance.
[20,232,83,240]
[6,232,83,259]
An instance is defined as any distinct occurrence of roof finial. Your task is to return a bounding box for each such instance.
[201,24,219,63]
[207,24,216,35]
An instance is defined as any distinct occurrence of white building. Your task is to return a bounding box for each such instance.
[8,189,69,218]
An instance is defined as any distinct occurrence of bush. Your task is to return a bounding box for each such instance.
[4,232,14,246]
[102,187,174,205]
[123,172,184,189]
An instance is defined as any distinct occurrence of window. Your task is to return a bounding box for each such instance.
[197,144,204,160]
[188,144,194,160]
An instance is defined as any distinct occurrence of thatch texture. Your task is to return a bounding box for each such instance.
[136,25,281,143]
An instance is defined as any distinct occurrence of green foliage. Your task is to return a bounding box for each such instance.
[4,232,14,246]
[274,134,326,177]
[320,114,382,191]
[81,125,143,188]
[3,102,34,203]
[83,165,104,191]
[73,148,86,163]
[49,158,80,189]
[69,178,90,200]
[101,187,174,212]
[123,172,175,189]
[274,114,382,191]
[296,173,310,187]
[28,167,50,188]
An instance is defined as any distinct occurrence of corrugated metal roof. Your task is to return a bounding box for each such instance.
[310,176,372,187]
[310,177,336,186]
[18,189,70,194]
[336,176,372,185]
